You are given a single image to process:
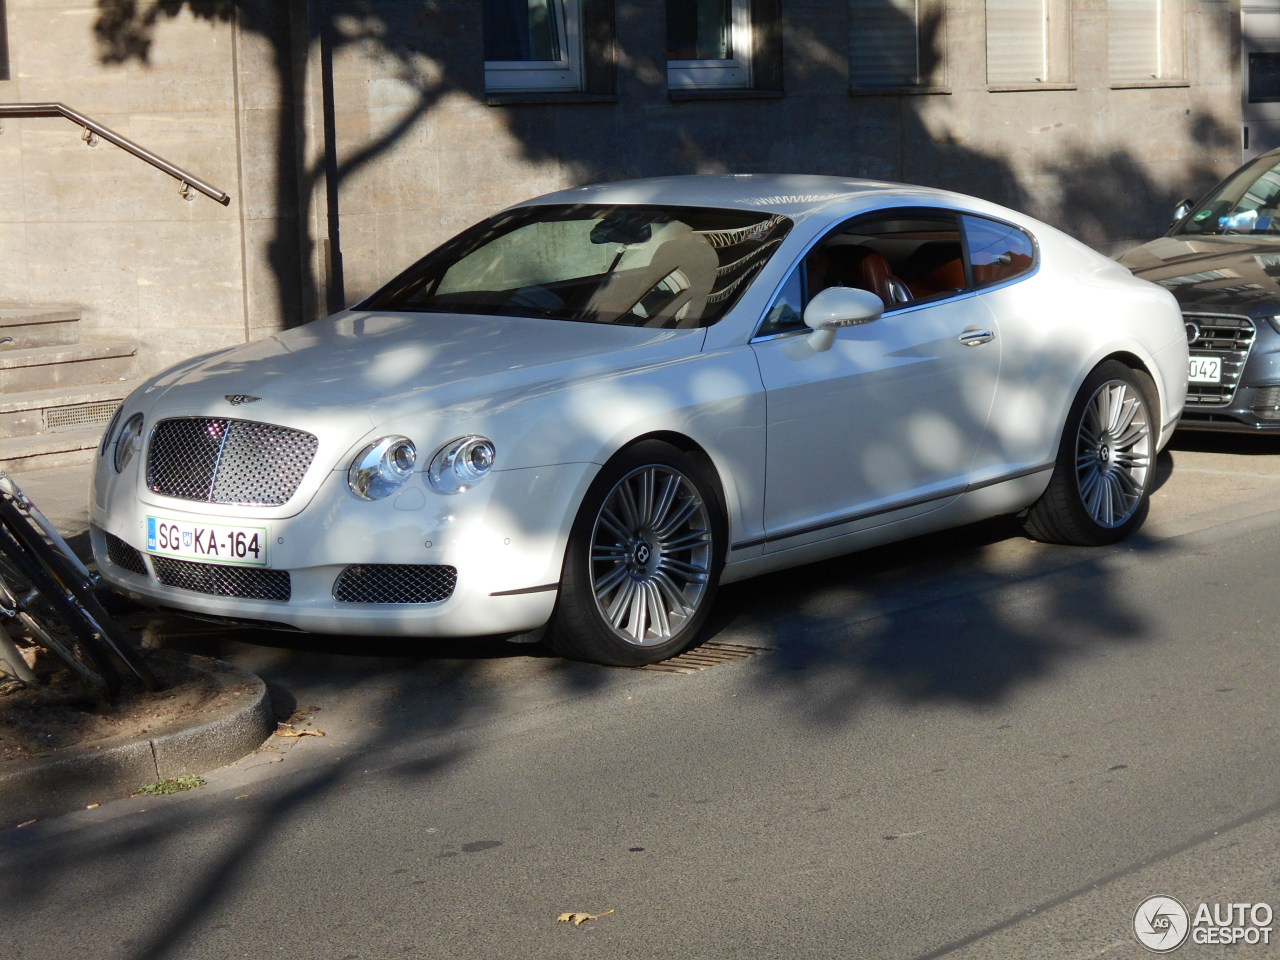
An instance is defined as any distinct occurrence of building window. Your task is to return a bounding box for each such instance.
[849,0,947,91]
[667,0,752,89]
[0,0,10,82]
[484,0,583,93]
[985,0,1072,87]
[666,0,782,94]
[1108,0,1185,84]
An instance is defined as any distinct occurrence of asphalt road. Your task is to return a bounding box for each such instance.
[3,432,1280,960]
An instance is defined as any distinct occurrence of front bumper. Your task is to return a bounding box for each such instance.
[1179,382,1280,432]
[91,460,597,637]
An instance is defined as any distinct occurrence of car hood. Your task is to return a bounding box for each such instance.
[139,310,703,431]
[1119,234,1280,316]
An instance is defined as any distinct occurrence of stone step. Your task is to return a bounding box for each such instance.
[0,381,132,441]
[0,338,137,392]
[0,427,106,472]
[0,303,82,349]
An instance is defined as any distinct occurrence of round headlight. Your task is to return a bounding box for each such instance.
[113,413,144,473]
[99,405,124,457]
[348,436,417,500]
[428,436,496,495]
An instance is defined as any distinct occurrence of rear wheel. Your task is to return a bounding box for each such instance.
[548,441,725,666]
[1023,360,1157,546]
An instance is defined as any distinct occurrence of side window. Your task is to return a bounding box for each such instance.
[962,215,1036,289]
[484,0,614,96]
[756,209,968,337]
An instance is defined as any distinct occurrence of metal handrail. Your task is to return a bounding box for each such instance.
[0,102,231,205]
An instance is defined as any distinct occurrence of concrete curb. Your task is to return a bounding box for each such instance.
[0,651,273,825]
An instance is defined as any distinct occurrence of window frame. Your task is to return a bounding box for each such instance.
[985,0,1075,91]
[483,0,615,101]
[666,0,783,98]
[848,0,950,95]
[1107,0,1187,88]
[483,0,584,94]
[667,0,753,91]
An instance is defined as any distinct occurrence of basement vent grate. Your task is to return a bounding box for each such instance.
[44,400,121,432]
[635,641,770,674]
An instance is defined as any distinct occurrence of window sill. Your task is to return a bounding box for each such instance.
[667,88,785,102]
[484,92,618,106]
[987,83,1077,93]
[1109,79,1191,90]
[849,85,952,97]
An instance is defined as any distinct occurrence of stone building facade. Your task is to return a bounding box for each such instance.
[0,0,1244,389]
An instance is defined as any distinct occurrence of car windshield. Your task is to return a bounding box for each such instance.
[1177,156,1280,236]
[365,203,792,328]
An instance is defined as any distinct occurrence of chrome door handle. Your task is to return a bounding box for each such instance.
[958,330,995,347]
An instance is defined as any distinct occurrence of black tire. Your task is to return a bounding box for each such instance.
[0,529,121,694]
[1023,360,1157,546]
[548,440,726,666]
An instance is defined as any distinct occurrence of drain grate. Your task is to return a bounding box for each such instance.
[636,641,770,674]
[44,400,120,432]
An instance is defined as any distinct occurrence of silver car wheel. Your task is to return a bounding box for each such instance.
[1074,379,1152,529]
[589,464,713,647]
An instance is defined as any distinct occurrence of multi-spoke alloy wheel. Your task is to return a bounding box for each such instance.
[1024,360,1158,547]
[550,441,724,666]
[1074,379,1152,529]
[589,464,712,646]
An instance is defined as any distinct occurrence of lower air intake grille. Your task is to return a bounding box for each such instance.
[152,556,291,602]
[332,564,457,604]
[104,532,148,576]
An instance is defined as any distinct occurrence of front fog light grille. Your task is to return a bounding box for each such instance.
[1252,385,1280,421]
[152,556,291,602]
[105,532,148,576]
[332,564,458,604]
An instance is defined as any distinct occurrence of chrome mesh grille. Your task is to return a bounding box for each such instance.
[147,418,318,506]
[105,532,148,576]
[332,564,457,604]
[1185,313,1256,405]
[151,556,291,602]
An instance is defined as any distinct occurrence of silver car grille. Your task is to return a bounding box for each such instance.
[332,564,458,604]
[147,417,318,506]
[1184,313,1256,405]
[151,555,292,602]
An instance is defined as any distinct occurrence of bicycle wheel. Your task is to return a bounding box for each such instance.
[0,495,156,691]
[0,524,122,695]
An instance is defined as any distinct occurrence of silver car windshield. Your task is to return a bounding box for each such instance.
[1178,156,1280,236]
[366,204,792,328]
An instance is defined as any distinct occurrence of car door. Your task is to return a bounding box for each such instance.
[750,208,1002,552]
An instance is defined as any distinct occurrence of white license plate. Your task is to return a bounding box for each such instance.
[1188,355,1221,384]
[146,516,269,566]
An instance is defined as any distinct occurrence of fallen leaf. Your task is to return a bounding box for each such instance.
[275,723,325,739]
[557,909,614,926]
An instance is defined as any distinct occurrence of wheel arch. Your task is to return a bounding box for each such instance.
[605,430,733,541]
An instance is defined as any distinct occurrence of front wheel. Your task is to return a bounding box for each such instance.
[548,441,725,666]
[1023,360,1157,546]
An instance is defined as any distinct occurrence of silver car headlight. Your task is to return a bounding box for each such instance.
[348,436,417,500]
[113,413,144,473]
[427,436,496,495]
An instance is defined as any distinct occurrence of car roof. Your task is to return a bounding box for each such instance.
[515,174,981,222]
